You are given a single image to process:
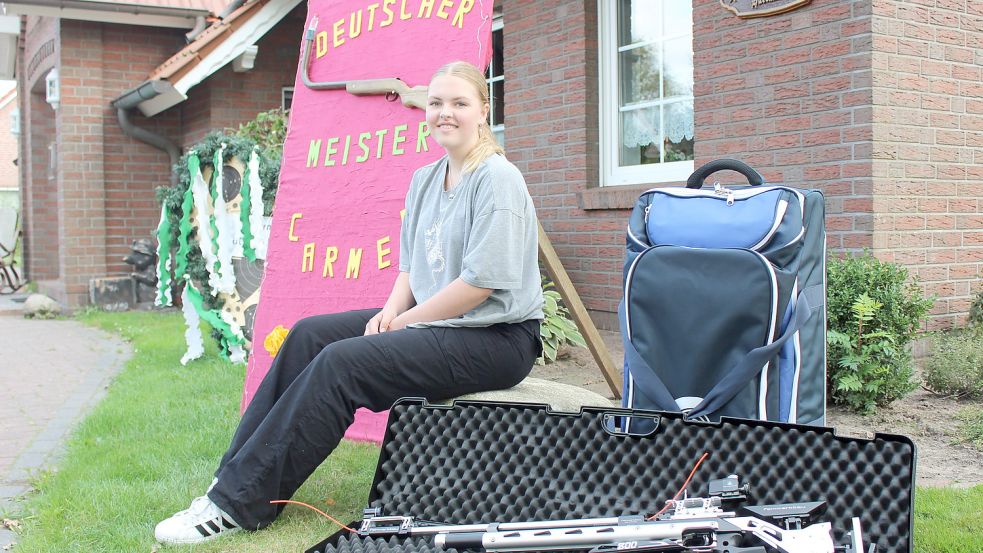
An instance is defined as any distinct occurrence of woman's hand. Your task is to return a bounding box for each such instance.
[364,307,399,335]
[365,272,416,335]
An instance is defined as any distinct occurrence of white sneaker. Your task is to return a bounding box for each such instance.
[154,495,242,545]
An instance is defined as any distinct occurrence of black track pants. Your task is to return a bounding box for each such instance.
[207,308,541,529]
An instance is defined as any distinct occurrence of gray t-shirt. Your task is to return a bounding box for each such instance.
[398,153,544,328]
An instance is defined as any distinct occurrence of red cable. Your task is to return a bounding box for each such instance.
[270,499,358,533]
[274,452,709,533]
[646,451,710,520]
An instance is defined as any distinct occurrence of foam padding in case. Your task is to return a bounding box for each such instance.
[309,399,915,553]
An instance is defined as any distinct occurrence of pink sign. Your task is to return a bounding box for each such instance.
[243,0,495,443]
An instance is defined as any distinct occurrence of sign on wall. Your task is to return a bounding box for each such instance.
[721,0,812,19]
[244,0,494,442]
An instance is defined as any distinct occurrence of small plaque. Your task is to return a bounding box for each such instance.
[721,0,812,19]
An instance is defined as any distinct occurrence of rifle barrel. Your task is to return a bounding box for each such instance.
[434,520,721,552]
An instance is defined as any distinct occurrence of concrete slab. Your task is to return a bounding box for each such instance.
[0,292,28,317]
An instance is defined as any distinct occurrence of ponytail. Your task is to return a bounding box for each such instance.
[463,119,505,173]
[431,60,506,174]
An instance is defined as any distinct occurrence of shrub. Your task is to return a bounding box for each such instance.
[539,277,586,364]
[826,252,933,411]
[957,407,983,450]
[969,289,983,327]
[827,294,900,414]
[923,330,983,398]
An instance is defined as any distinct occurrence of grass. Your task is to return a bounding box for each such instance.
[7,310,380,552]
[6,310,983,552]
[914,486,983,553]
[957,407,983,450]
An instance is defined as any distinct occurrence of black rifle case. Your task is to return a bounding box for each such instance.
[308,399,915,553]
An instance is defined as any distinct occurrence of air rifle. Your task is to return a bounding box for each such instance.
[355,476,874,553]
[300,16,428,110]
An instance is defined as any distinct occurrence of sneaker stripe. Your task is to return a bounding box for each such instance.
[205,520,222,534]
[220,516,237,530]
[195,523,214,537]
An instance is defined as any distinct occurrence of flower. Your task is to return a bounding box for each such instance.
[264,324,290,358]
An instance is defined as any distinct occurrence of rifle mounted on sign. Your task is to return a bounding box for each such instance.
[301,16,429,110]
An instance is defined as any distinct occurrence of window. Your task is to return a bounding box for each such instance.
[282,87,294,112]
[485,14,504,147]
[599,0,694,186]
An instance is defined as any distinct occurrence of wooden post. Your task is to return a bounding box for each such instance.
[538,222,623,400]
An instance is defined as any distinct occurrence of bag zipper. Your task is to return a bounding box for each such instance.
[642,187,803,252]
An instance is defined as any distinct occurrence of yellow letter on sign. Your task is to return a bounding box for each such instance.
[322,246,339,278]
[302,243,316,272]
[377,236,391,269]
[289,213,303,241]
[346,248,363,279]
[452,0,474,28]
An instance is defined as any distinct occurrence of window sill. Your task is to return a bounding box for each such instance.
[578,180,688,211]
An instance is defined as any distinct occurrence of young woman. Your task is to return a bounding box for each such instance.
[154,60,544,544]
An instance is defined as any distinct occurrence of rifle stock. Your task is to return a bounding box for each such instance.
[346,78,429,110]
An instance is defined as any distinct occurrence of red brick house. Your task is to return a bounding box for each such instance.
[12,0,983,332]
[499,0,981,331]
[12,0,304,306]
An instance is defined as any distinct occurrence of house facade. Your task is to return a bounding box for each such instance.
[501,0,982,331]
[12,0,983,331]
[13,0,303,306]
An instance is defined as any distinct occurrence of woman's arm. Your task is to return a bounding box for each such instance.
[387,278,492,330]
[365,271,417,334]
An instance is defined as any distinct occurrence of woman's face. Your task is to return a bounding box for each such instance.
[426,74,489,157]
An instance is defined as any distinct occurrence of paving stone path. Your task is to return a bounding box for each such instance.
[0,306,131,549]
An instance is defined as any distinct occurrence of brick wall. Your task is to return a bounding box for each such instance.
[100,22,184,275]
[25,90,58,281]
[182,82,212,147]
[506,0,983,330]
[19,15,60,284]
[693,0,875,253]
[505,0,877,329]
[870,0,983,330]
[57,19,109,305]
[504,0,624,328]
[182,4,305,148]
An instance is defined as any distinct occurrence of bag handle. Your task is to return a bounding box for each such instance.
[686,159,765,189]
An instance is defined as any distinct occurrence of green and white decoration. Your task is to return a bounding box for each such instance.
[155,132,281,364]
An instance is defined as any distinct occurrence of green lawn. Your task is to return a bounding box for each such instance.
[5,310,982,552]
[6,310,379,552]
[914,486,983,553]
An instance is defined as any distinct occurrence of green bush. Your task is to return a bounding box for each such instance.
[957,407,983,450]
[923,330,983,398]
[968,289,983,327]
[229,107,288,162]
[826,252,933,412]
[539,277,586,364]
[827,295,900,414]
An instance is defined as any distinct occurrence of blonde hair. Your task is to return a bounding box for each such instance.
[431,61,505,173]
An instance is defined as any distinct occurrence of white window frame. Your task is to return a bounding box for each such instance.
[598,1,694,186]
[487,16,505,147]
